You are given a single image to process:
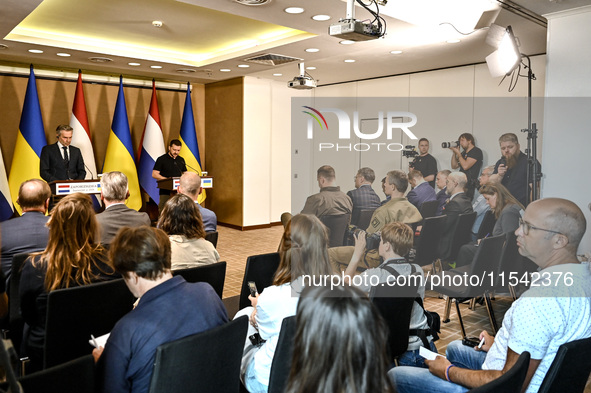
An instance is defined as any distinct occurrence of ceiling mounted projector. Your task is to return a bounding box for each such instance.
[288,63,317,90]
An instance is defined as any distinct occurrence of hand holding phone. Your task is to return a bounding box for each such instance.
[248,281,258,297]
[462,337,481,348]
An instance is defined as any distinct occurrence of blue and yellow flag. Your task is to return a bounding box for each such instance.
[179,83,205,204]
[8,65,47,215]
[102,77,142,210]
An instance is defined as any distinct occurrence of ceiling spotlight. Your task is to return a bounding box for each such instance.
[306,66,316,70]
[305,48,319,53]
[446,39,461,44]
[339,40,355,45]
[390,50,403,54]
[284,7,304,14]
[152,21,163,28]
[220,69,231,72]
[128,62,141,66]
[56,52,71,57]
[150,65,163,69]
[28,49,43,54]
[273,73,283,76]
[344,59,356,63]
[312,15,331,21]
[238,64,250,68]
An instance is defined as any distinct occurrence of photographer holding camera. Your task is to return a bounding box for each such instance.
[447,133,482,200]
[409,138,438,188]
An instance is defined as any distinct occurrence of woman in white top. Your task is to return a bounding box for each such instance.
[236,214,334,393]
[158,194,219,270]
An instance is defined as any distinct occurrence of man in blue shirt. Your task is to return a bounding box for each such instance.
[178,171,217,232]
[93,226,228,393]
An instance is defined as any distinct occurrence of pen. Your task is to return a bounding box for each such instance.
[91,334,99,348]
[478,337,485,349]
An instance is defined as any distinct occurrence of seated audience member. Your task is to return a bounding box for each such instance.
[347,167,381,226]
[438,172,473,263]
[285,285,394,393]
[177,171,217,232]
[301,165,352,218]
[0,179,51,280]
[380,176,391,206]
[19,193,116,371]
[455,183,524,268]
[235,214,334,393]
[345,222,436,366]
[389,198,591,393]
[94,226,228,393]
[435,170,451,216]
[470,166,494,241]
[96,171,150,245]
[407,169,437,209]
[158,194,219,270]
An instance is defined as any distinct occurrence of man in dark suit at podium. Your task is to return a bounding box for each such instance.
[40,124,86,182]
[152,139,187,212]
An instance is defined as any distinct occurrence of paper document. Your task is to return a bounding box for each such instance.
[89,333,110,348]
[419,346,444,361]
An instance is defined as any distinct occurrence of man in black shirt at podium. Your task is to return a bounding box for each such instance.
[152,139,187,211]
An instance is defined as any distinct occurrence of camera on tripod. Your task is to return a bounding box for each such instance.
[345,226,381,250]
[442,141,459,148]
[402,145,419,158]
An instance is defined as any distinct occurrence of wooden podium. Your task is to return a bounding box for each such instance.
[156,176,213,192]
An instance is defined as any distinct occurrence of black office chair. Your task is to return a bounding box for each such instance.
[468,351,530,393]
[476,210,496,240]
[433,234,505,334]
[413,215,446,271]
[18,354,96,393]
[205,231,219,248]
[537,336,591,393]
[419,200,439,220]
[495,232,524,300]
[7,252,31,357]
[148,316,248,393]
[267,316,297,393]
[447,211,477,263]
[356,209,376,230]
[43,278,135,369]
[172,261,226,298]
[238,252,280,310]
[319,214,351,248]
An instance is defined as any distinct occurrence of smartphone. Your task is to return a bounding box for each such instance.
[462,337,481,348]
[249,333,266,347]
[247,281,258,297]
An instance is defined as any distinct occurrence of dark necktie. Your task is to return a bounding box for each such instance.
[63,146,70,178]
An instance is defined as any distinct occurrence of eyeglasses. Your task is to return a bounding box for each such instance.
[519,218,563,236]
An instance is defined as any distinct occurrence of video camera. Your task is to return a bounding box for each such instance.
[441,141,459,148]
[402,145,419,158]
[345,225,381,250]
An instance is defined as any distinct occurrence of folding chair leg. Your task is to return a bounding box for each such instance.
[509,285,517,301]
[443,296,452,323]
[483,292,498,335]
[469,298,476,310]
[454,298,468,338]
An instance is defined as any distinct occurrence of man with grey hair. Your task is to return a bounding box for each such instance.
[40,124,86,182]
[177,172,217,232]
[471,165,495,240]
[96,171,150,245]
[347,167,381,227]
[439,171,473,261]
[0,179,51,279]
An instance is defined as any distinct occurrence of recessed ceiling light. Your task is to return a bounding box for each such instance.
[238,64,250,68]
[89,56,113,63]
[312,14,331,21]
[306,66,316,70]
[150,65,163,69]
[128,62,141,66]
[28,49,43,54]
[220,69,231,72]
[305,48,319,53]
[284,7,304,14]
[56,52,71,57]
[344,59,356,63]
[390,50,403,54]
[152,20,163,28]
[446,39,461,44]
[339,40,355,45]
[273,73,283,76]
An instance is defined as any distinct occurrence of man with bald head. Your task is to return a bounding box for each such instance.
[0,179,51,279]
[390,198,591,393]
[177,172,217,232]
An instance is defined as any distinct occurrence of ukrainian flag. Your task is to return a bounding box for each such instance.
[8,66,47,215]
[102,77,142,210]
[179,83,205,204]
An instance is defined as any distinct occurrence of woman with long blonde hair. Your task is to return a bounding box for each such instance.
[19,193,116,370]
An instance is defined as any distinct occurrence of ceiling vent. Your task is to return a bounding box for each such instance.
[234,0,272,5]
[176,68,197,73]
[89,57,113,63]
[244,53,302,66]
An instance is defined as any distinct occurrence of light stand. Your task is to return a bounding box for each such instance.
[520,54,541,205]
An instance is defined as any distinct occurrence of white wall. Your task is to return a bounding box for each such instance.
[543,6,591,254]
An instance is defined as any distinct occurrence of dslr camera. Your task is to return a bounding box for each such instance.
[345,225,381,250]
[401,145,419,158]
[441,141,460,148]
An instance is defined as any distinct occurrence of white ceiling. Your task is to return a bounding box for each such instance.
[1,0,590,86]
